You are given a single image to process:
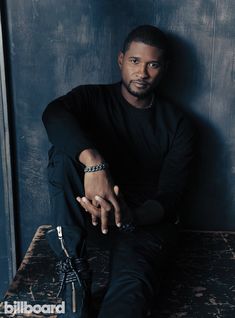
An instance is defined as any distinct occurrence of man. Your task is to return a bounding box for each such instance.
[42,25,194,318]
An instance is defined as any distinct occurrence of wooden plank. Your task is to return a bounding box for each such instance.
[1,226,235,317]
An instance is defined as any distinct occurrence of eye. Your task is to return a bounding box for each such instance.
[148,62,160,69]
[130,58,139,64]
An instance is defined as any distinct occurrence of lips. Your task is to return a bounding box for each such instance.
[132,80,149,88]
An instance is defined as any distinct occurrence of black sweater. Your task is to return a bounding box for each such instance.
[42,82,194,221]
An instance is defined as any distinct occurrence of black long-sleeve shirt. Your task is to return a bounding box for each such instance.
[42,82,194,222]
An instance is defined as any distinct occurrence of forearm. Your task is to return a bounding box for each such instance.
[78,148,104,166]
[42,99,94,160]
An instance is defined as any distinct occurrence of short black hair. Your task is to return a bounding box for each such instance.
[122,25,169,60]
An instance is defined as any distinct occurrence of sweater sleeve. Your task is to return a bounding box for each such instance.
[42,86,95,161]
[156,115,195,223]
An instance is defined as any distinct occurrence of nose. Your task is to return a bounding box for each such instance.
[137,63,149,79]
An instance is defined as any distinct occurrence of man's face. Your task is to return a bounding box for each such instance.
[118,41,165,98]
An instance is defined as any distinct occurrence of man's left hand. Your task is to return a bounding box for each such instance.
[76,185,121,234]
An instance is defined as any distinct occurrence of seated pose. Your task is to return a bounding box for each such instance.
[42,25,194,318]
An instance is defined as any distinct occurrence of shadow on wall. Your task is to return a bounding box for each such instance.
[104,0,234,229]
[159,33,234,230]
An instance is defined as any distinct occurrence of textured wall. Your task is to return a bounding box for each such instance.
[2,0,235,261]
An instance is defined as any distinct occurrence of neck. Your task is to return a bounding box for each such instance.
[121,84,153,109]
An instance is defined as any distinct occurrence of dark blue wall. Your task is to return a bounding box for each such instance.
[2,0,235,266]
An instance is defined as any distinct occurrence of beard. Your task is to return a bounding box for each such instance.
[122,79,154,98]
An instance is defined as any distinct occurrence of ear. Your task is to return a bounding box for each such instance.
[118,51,124,69]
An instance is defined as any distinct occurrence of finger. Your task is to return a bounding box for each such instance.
[112,200,121,227]
[95,195,112,211]
[92,198,100,208]
[100,207,109,234]
[76,196,82,203]
[91,214,98,226]
[81,197,101,217]
[80,200,100,224]
[110,187,122,227]
[114,185,124,200]
[77,195,99,209]
[113,185,119,196]
[76,196,88,212]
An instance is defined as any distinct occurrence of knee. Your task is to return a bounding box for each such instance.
[47,147,83,186]
[48,147,82,172]
[48,146,74,166]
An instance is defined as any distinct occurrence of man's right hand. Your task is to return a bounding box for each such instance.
[76,148,121,233]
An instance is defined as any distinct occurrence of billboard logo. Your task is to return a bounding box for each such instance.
[4,301,65,314]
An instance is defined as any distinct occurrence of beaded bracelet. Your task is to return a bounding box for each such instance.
[84,162,108,173]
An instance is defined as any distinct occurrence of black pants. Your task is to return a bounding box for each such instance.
[47,147,179,318]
